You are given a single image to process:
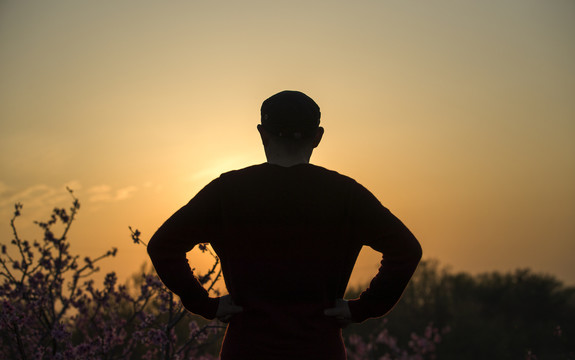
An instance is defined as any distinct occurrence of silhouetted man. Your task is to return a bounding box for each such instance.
[147,90,422,359]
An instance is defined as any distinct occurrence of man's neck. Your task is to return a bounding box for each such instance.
[265,154,310,167]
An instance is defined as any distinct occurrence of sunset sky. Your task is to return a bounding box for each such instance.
[1,0,574,289]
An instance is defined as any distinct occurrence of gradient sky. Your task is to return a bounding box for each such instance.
[1,0,574,288]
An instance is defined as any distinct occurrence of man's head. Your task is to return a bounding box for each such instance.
[257,91,324,166]
[260,90,321,139]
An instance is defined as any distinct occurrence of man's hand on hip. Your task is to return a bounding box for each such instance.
[324,299,352,327]
[216,294,243,323]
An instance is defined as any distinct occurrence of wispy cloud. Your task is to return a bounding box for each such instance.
[0,182,10,196]
[87,185,138,203]
[0,182,81,223]
[0,181,81,210]
[0,181,143,218]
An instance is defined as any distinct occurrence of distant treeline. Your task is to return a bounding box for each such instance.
[344,260,575,359]
[3,191,574,359]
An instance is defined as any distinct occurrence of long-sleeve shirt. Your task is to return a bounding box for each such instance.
[147,163,422,360]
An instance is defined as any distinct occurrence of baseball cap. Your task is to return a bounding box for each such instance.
[260,90,321,139]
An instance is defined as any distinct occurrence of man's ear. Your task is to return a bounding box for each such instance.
[257,124,270,147]
[312,127,324,149]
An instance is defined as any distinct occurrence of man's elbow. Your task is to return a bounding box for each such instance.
[414,240,423,262]
[147,232,162,259]
[147,228,182,261]
[407,233,423,264]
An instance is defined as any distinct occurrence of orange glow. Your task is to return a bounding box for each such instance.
[1,0,574,289]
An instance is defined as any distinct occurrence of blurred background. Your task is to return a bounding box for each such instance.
[1,0,574,291]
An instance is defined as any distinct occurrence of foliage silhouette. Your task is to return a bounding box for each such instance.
[5,189,571,359]
[344,260,575,359]
[0,189,224,359]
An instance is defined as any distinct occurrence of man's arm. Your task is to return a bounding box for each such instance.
[348,215,422,322]
[346,184,423,323]
[147,180,221,320]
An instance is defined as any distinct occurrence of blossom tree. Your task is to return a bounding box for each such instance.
[0,188,223,359]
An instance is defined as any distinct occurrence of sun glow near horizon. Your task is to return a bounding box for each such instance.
[1,0,574,287]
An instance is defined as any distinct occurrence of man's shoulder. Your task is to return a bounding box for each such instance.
[305,164,359,184]
[219,163,267,177]
[219,163,357,183]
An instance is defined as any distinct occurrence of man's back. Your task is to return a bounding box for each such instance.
[149,163,421,359]
[215,163,361,358]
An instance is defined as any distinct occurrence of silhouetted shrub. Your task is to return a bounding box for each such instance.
[0,189,223,359]
[345,260,575,359]
[8,190,571,359]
